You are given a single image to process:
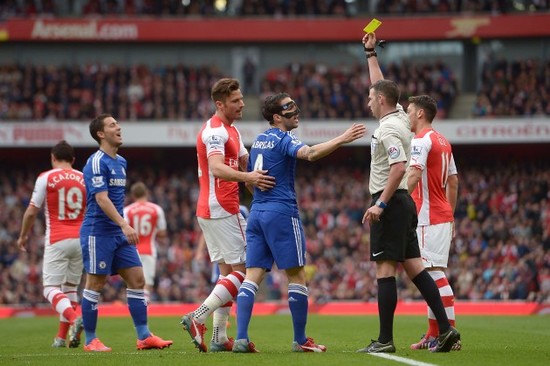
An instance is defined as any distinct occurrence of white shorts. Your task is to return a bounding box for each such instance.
[43,238,83,286]
[197,213,247,265]
[139,254,156,286]
[417,222,453,268]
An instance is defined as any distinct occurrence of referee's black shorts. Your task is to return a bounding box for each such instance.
[369,189,420,262]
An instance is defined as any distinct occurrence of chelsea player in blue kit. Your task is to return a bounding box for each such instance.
[233,94,366,353]
[77,114,172,352]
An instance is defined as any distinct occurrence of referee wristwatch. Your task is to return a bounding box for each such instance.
[375,199,387,209]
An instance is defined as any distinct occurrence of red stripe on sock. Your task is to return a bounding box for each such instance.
[51,293,65,309]
[221,301,233,308]
[219,278,239,298]
[435,277,450,288]
[441,295,455,308]
[231,271,245,283]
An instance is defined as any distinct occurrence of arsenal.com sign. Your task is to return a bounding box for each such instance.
[3,14,550,42]
[31,20,138,40]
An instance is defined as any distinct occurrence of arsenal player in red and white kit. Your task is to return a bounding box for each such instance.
[181,78,275,353]
[17,140,86,348]
[124,182,166,303]
[407,95,460,351]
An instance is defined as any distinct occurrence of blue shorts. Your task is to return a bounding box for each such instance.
[246,210,306,270]
[80,234,142,275]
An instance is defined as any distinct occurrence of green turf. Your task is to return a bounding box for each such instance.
[0,314,549,365]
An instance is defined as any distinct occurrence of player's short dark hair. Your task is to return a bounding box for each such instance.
[211,78,240,103]
[89,113,112,144]
[51,140,75,163]
[261,92,290,124]
[130,181,148,199]
[408,95,437,123]
[370,80,400,106]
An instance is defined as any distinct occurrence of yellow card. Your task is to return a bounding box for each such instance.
[363,19,382,33]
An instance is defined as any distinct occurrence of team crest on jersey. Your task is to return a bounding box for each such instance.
[92,176,104,188]
[99,261,106,269]
[388,145,400,159]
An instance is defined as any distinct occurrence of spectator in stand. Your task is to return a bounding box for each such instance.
[16,140,86,348]
[123,181,167,303]
[407,95,461,351]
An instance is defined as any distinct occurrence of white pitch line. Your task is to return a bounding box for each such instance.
[369,352,439,366]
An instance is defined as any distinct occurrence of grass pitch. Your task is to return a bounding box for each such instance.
[0,314,549,366]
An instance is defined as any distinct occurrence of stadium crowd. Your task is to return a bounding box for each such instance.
[0,0,357,17]
[1,0,547,18]
[0,60,456,121]
[1,159,548,306]
[261,60,457,119]
[7,56,550,122]
[375,0,549,14]
[472,58,550,117]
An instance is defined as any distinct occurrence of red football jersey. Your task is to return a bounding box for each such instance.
[196,115,248,219]
[30,168,86,244]
[124,201,166,256]
[410,129,457,226]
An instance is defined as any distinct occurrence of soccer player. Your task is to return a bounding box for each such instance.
[123,181,167,304]
[17,140,86,348]
[407,95,460,350]
[181,78,275,353]
[232,93,366,353]
[358,31,460,353]
[78,114,172,352]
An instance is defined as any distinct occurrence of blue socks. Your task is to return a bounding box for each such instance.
[127,289,150,340]
[236,280,258,340]
[81,289,99,344]
[288,283,308,345]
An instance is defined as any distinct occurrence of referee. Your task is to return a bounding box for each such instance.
[358,31,460,353]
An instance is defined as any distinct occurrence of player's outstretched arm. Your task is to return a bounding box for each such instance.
[363,32,384,85]
[297,123,366,162]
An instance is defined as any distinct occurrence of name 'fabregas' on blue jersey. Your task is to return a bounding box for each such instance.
[81,150,127,235]
[247,127,305,216]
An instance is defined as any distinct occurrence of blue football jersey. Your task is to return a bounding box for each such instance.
[81,150,128,235]
[248,128,305,216]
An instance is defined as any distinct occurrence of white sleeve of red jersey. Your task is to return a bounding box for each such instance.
[448,153,458,176]
[202,125,228,158]
[236,127,249,158]
[29,173,48,209]
[410,135,432,170]
[155,204,167,231]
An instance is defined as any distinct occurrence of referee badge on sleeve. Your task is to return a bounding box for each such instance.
[388,146,400,159]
